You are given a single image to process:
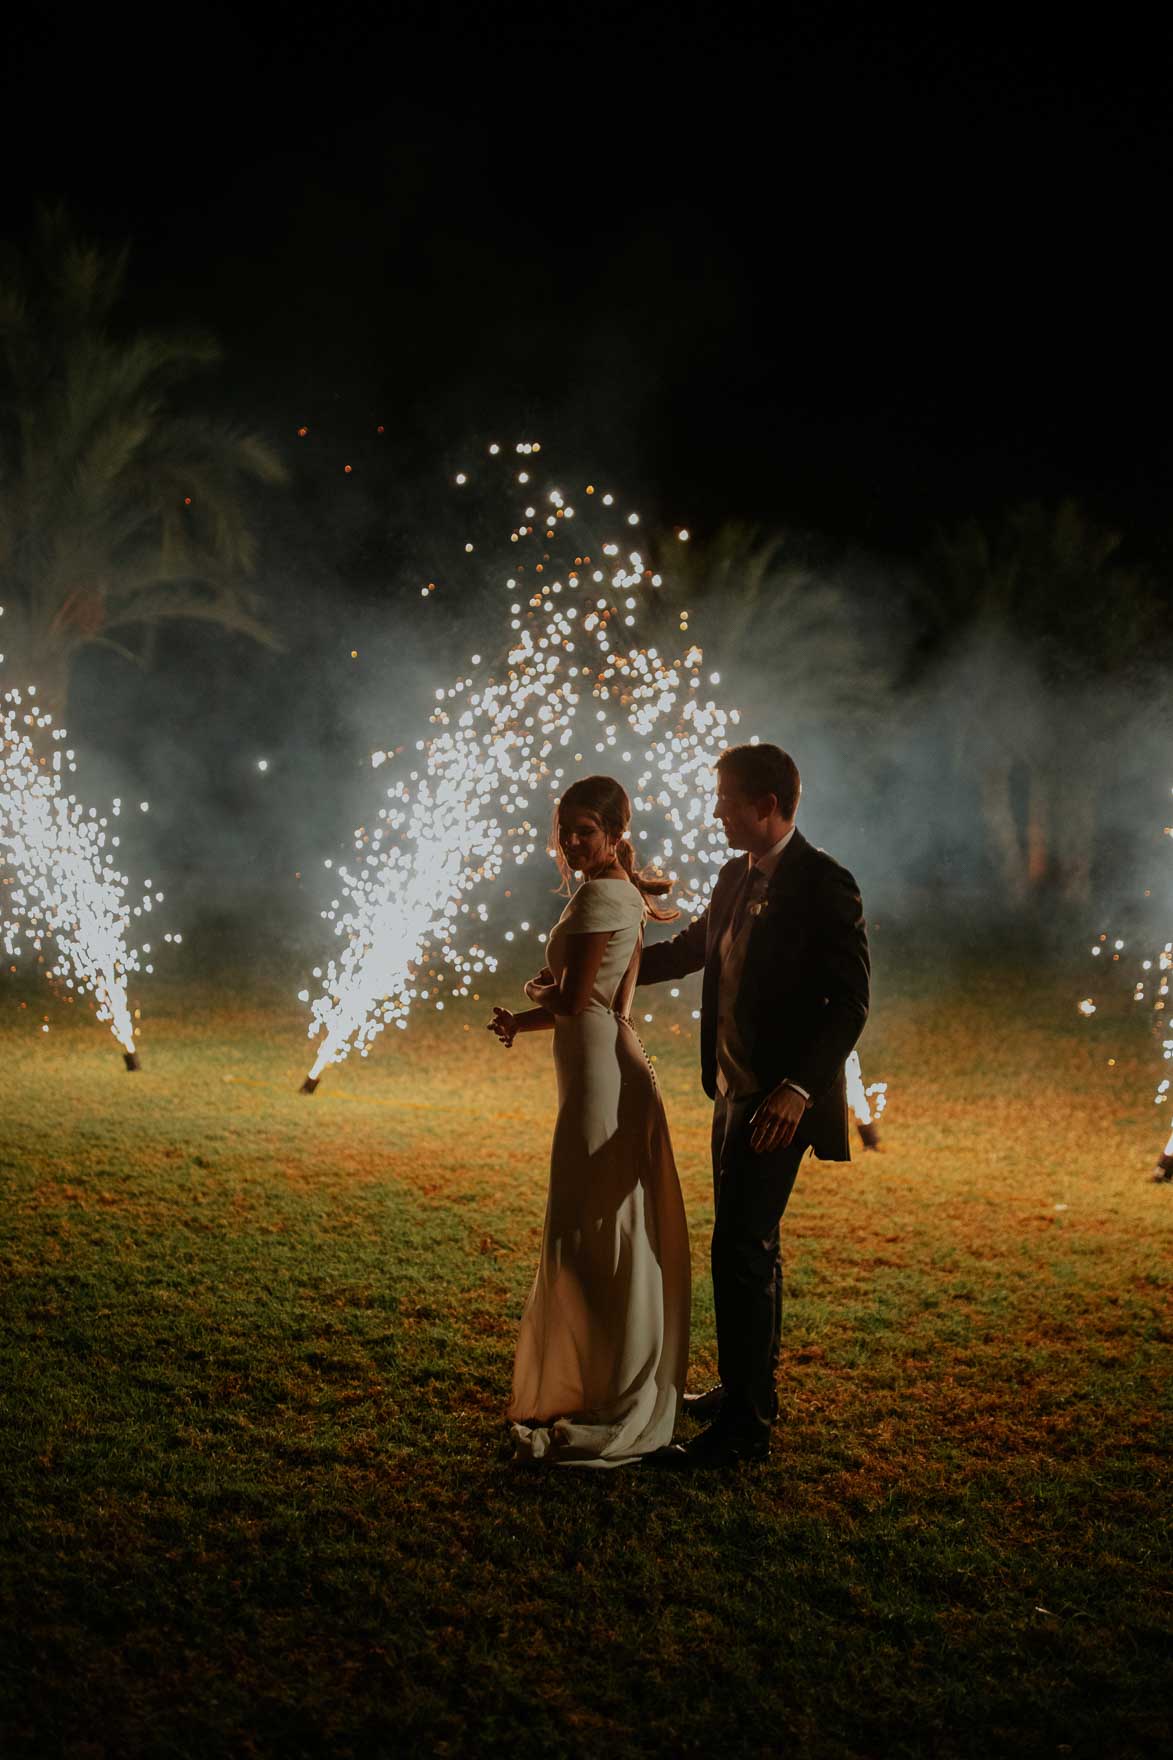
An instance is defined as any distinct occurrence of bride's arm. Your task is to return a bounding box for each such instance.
[527,930,612,1016]
[487,934,609,1047]
[486,1002,554,1047]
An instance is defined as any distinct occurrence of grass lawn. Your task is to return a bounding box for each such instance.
[1,941,1170,1758]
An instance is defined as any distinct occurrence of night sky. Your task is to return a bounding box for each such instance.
[2,9,1170,938]
[6,10,1169,555]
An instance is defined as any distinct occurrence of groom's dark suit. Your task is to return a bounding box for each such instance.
[638,828,870,1443]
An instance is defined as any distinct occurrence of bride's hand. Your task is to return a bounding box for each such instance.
[486,1006,518,1048]
[523,967,553,1002]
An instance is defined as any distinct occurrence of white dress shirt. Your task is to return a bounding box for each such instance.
[746,828,796,886]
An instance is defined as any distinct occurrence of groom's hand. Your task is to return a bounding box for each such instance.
[749,1084,807,1154]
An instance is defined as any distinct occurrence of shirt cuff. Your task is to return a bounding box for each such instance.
[781,1079,811,1103]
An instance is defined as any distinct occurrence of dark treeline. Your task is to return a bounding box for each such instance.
[3,212,1171,971]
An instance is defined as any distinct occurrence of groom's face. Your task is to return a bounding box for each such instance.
[714,773,771,851]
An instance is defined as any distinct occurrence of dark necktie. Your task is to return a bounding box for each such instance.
[730,865,768,942]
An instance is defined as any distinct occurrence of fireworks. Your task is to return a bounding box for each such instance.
[301,444,887,1117]
[1138,931,1173,1181]
[846,1050,887,1149]
[1081,796,1173,1179]
[0,683,169,1063]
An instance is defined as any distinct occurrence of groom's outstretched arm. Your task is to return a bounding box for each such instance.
[637,907,708,986]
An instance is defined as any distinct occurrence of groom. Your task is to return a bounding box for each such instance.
[638,743,870,1467]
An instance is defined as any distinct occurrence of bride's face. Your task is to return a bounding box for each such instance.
[559,809,615,876]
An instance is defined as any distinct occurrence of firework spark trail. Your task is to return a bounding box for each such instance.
[303,445,887,1114]
[1079,789,1173,1174]
[1,682,170,1059]
[845,1049,886,1128]
[1084,933,1173,1171]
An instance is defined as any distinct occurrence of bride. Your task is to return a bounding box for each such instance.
[487,775,691,1467]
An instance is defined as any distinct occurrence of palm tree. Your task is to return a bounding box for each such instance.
[0,207,287,726]
[646,520,899,740]
[917,500,1160,907]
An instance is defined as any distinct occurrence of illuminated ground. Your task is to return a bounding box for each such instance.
[1,951,1170,1757]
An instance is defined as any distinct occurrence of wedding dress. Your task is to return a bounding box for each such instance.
[508,878,691,1466]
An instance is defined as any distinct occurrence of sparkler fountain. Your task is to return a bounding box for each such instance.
[1,678,170,1067]
[301,445,886,1127]
[846,1050,887,1149]
[1079,787,1173,1182]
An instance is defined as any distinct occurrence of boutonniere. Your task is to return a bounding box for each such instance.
[748,897,769,918]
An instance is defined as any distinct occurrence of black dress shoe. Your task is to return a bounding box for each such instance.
[641,1443,690,1469]
[682,1421,770,1469]
[682,1384,727,1421]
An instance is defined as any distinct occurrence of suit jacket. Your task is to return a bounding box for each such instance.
[637,829,870,1160]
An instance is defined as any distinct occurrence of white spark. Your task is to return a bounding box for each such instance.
[299,444,888,1123]
[1,685,166,1055]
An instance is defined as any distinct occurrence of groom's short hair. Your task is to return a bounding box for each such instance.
[717,744,801,818]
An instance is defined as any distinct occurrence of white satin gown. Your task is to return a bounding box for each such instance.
[507,878,691,1466]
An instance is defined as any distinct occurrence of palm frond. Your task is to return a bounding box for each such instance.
[0,208,289,708]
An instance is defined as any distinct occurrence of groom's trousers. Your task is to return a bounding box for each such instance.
[710,1091,808,1440]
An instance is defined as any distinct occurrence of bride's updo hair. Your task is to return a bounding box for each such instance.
[553,777,679,922]
[553,775,679,922]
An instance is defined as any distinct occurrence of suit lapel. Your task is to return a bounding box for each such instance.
[708,837,806,957]
[706,858,746,964]
[737,830,808,1016]
[762,827,808,910]
[743,828,808,941]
